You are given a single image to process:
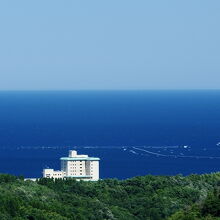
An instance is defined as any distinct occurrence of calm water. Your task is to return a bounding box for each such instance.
[0,90,220,179]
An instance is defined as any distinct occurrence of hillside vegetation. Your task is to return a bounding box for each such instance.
[0,173,220,219]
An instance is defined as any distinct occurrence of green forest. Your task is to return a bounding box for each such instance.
[0,173,220,220]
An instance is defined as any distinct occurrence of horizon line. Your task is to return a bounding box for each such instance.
[0,89,220,92]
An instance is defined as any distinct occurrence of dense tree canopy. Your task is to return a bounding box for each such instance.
[0,173,220,219]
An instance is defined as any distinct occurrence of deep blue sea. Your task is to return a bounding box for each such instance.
[1,90,220,179]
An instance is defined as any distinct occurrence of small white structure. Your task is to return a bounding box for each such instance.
[43,150,100,181]
[43,169,65,179]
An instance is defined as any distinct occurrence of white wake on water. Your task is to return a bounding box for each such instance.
[132,147,220,159]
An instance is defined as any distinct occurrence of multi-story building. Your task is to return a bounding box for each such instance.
[43,150,100,181]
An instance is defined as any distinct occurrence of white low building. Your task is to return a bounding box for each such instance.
[43,150,100,181]
[43,169,65,179]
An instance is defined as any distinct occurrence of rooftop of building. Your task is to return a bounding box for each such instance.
[60,150,100,161]
[60,157,100,161]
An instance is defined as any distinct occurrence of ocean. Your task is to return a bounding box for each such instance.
[0,90,220,179]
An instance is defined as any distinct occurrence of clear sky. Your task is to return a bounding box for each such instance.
[0,1,219,90]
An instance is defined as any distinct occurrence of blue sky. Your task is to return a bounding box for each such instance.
[0,1,219,90]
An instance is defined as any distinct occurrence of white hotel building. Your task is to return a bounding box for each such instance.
[43,150,100,181]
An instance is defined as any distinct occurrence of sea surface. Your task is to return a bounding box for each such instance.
[0,90,220,179]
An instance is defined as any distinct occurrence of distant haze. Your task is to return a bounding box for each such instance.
[0,1,220,90]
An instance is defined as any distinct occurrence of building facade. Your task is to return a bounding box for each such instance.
[43,150,100,181]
